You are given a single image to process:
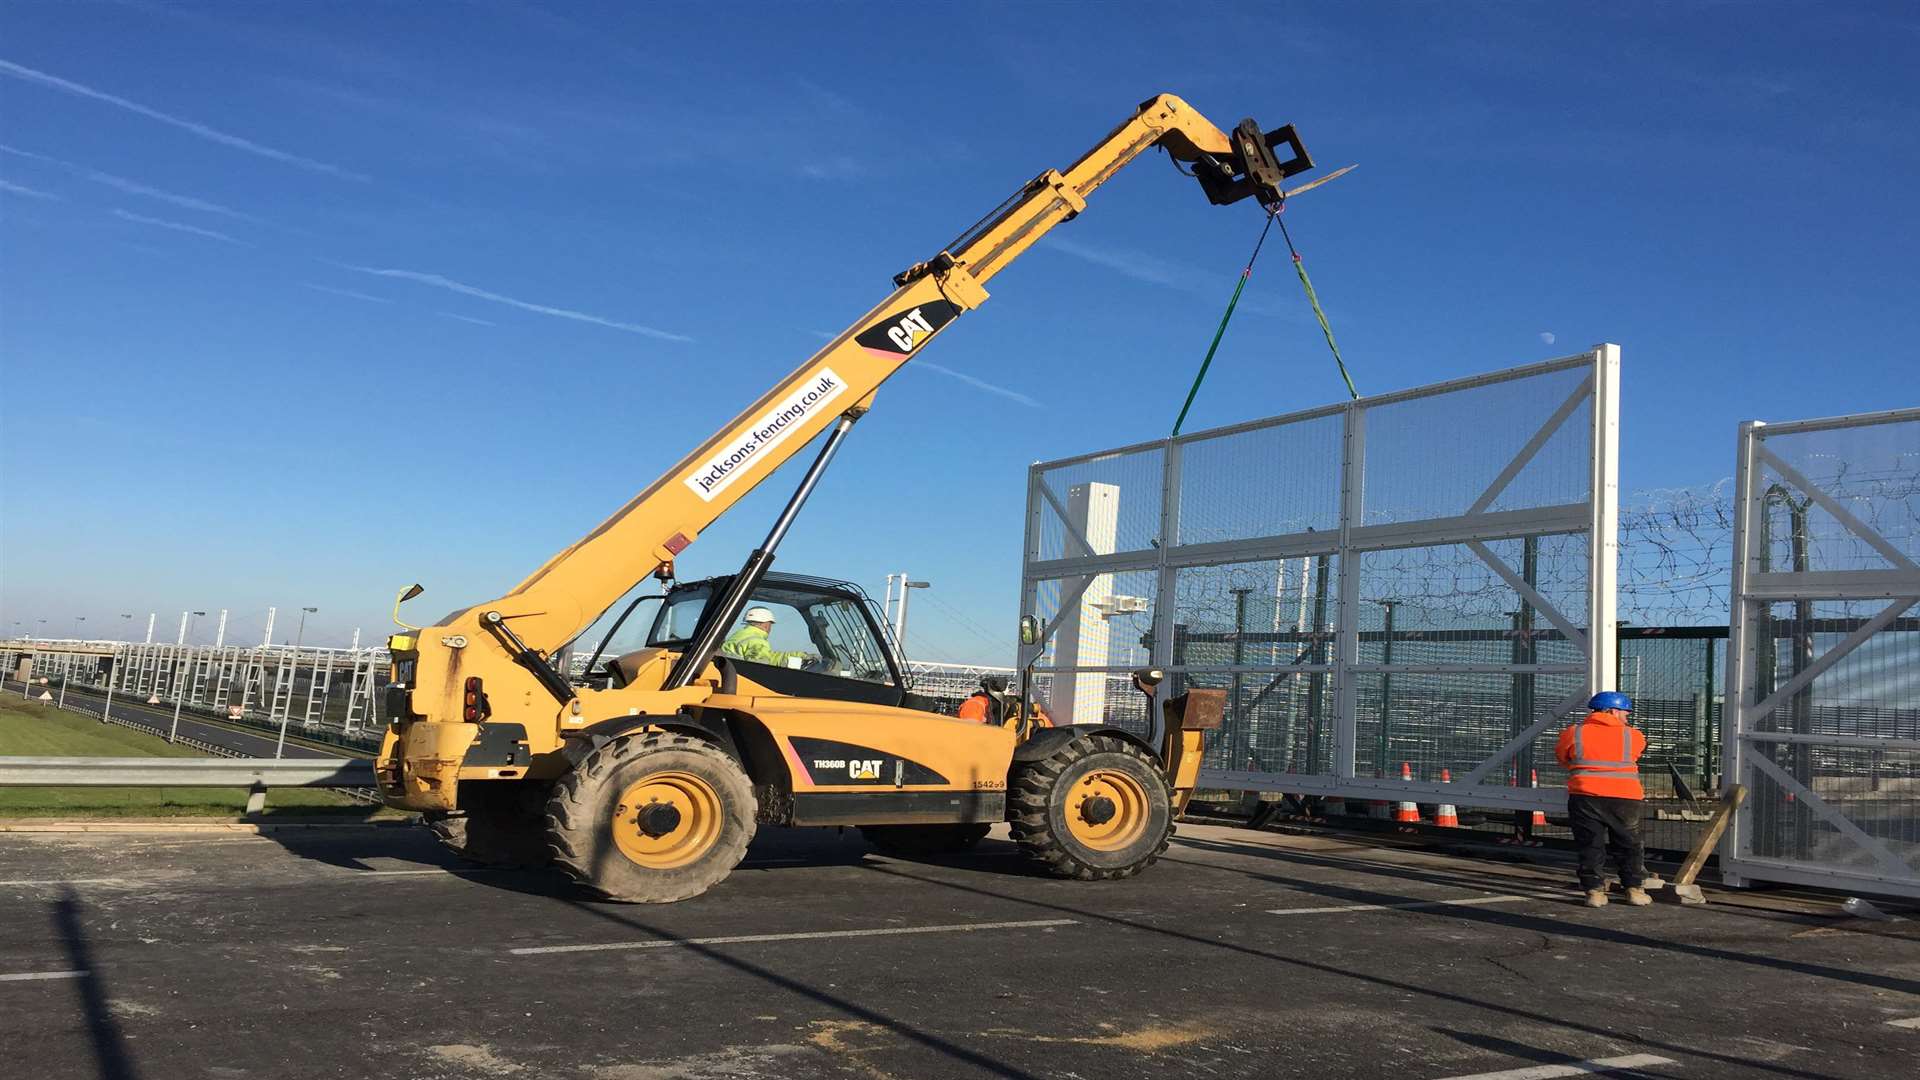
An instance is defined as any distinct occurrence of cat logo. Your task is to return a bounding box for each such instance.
[854,299,958,357]
[848,759,883,780]
[884,308,937,352]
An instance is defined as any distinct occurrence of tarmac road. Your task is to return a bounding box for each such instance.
[1,820,1916,1079]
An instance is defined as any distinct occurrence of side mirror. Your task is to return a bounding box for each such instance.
[392,583,426,630]
[1018,615,1040,647]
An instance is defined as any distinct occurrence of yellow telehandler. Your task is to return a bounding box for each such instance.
[376,94,1310,901]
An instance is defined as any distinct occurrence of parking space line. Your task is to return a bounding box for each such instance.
[509,917,1078,956]
[0,970,87,983]
[1887,1016,1920,1029]
[0,878,127,887]
[1432,1053,1676,1080]
[1267,894,1539,916]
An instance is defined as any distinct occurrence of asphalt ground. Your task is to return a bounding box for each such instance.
[4,679,342,760]
[2,821,1917,1080]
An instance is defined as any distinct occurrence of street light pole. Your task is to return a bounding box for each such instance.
[896,579,930,655]
[295,607,318,649]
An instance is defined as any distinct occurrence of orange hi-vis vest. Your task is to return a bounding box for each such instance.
[1555,711,1647,800]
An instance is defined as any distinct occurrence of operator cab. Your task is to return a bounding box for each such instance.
[602,572,926,709]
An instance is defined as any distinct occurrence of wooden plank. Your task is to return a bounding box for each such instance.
[1672,784,1746,903]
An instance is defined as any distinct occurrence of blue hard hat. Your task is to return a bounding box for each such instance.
[1588,691,1633,713]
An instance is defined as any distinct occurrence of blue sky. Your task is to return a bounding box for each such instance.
[1,2,1916,662]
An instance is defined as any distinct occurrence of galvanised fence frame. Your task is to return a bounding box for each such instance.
[1723,407,1920,898]
[1020,348,1620,814]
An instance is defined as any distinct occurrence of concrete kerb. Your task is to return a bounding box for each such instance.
[0,818,420,834]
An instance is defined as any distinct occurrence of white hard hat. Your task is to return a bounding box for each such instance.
[744,606,776,624]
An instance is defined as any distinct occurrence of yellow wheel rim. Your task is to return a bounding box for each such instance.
[1064,768,1151,851]
[610,771,724,870]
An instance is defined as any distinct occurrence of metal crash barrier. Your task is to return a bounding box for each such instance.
[0,757,377,814]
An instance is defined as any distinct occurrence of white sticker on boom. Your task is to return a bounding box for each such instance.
[684,369,847,502]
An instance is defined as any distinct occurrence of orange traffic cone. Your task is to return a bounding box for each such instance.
[1435,768,1460,827]
[1529,769,1549,828]
[1394,762,1421,824]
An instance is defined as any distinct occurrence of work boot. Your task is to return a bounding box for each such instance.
[1625,887,1652,906]
[1584,889,1609,908]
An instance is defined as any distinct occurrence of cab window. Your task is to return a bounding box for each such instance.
[647,580,897,687]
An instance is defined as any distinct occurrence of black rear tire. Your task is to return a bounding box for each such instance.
[1008,733,1173,881]
[546,732,756,903]
[859,823,992,856]
[427,781,552,868]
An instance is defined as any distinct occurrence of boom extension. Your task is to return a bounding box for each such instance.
[664,410,863,690]
[392,94,1313,729]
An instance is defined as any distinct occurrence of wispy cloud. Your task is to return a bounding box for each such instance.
[2,142,259,221]
[111,209,249,245]
[812,328,1037,405]
[915,360,1042,409]
[438,311,496,326]
[344,265,691,342]
[798,155,863,181]
[0,59,368,182]
[1040,235,1303,320]
[0,177,60,199]
[1041,236,1187,289]
[89,169,258,220]
[303,283,392,304]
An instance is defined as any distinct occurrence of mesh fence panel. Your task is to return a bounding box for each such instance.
[1176,413,1343,543]
[1029,446,1166,561]
[1023,352,1616,827]
[1727,411,1920,895]
[1361,362,1592,524]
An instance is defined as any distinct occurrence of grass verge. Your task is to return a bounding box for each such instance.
[0,697,400,820]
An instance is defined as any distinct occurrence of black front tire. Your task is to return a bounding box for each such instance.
[1008,734,1173,881]
[545,732,756,904]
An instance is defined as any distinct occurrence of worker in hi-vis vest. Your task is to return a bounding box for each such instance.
[720,607,813,667]
[1555,691,1651,908]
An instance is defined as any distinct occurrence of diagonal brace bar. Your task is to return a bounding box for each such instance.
[1466,540,1591,657]
[1756,444,1920,572]
[1747,597,1916,726]
[1467,375,1594,516]
[1459,686,1590,786]
[1034,481,1102,562]
[1745,750,1912,880]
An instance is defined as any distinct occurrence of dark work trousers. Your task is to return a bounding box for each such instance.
[1566,793,1647,891]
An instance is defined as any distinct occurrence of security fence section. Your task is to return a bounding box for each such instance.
[1020,348,1620,815]
[1723,408,1920,898]
[3,640,1017,742]
[2,640,390,752]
